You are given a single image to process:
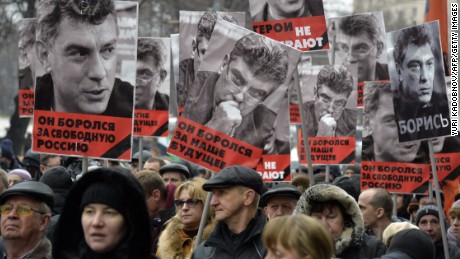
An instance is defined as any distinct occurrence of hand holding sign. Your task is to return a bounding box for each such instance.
[317,113,336,137]
[206,100,242,136]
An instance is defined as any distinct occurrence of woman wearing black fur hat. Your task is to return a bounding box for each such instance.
[52,167,156,259]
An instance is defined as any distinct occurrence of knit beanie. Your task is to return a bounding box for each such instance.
[8,169,32,181]
[0,139,14,160]
[416,203,440,225]
[80,182,127,217]
[39,166,72,189]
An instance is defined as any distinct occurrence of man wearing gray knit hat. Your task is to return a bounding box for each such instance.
[416,203,460,258]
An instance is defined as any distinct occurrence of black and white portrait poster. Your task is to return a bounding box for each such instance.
[296,61,357,165]
[32,0,138,161]
[177,11,245,111]
[387,21,451,143]
[360,81,430,194]
[134,37,170,137]
[249,0,328,52]
[169,20,301,178]
[327,12,389,108]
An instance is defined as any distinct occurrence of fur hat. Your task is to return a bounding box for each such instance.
[294,183,364,255]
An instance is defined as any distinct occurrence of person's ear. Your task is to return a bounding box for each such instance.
[243,189,255,206]
[376,207,385,218]
[36,40,51,73]
[218,54,230,75]
[152,189,161,201]
[39,213,51,232]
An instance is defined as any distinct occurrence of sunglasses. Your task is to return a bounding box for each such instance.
[0,204,46,216]
[174,199,200,208]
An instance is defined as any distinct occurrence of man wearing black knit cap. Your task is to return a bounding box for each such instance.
[0,181,54,258]
[416,203,460,259]
[192,165,266,258]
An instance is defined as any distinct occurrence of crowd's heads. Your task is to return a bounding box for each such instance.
[386,229,435,259]
[174,177,213,225]
[36,0,117,48]
[7,169,32,186]
[263,214,335,259]
[416,202,440,225]
[229,33,289,86]
[382,221,419,246]
[39,166,72,190]
[159,163,190,186]
[0,139,14,161]
[261,183,301,220]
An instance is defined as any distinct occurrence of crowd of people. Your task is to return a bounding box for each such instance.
[0,137,459,259]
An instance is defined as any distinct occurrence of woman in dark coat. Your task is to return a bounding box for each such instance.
[295,183,386,259]
[52,167,154,259]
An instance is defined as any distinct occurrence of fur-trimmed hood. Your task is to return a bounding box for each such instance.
[294,183,364,255]
[157,216,216,259]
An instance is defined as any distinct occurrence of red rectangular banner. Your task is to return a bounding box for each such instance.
[433,153,460,181]
[256,154,291,182]
[252,16,328,51]
[18,89,34,117]
[361,161,431,194]
[167,116,263,172]
[32,110,132,160]
[297,128,355,164]
[133,110,168,137]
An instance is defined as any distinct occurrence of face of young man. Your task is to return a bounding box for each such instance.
[193,37,209,75]
[214,56,278,117]
[370,93,420,162]
[44,15,118,114]
[335,31,380,82]
[314,84,349,122]
[266,0,305,18]
[398,43,435,106]
[136,56,161,109]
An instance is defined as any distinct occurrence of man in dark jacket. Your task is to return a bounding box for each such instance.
[192,165,266,258]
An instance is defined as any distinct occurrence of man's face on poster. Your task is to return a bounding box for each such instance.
[335,31,380,82]
[214,56,278,116]
[370,93,420,162]
[44,15,118,114]
[266,0,305,18]
[314,84,348,122]
[193,37,209,73]
[398,43,435,106]
[136,56,162,109]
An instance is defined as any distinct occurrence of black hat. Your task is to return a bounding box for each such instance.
[39,166,73,190]
[80,182,127,217]
[23,149,40,169]
[132,150,153,161]
[159,163,190,178]
[416,203,440,225]
[203,165,264,194]
[387,229,435,259]
[260,183,301,207]
[0,181,54,209]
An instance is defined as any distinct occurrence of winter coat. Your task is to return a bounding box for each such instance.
[191,210,266,259]
[52,168,153,259]
[157,216,216,259]
[295,183,386,259]
[0,236,51,259]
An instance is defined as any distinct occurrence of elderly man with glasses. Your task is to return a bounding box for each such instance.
[0,181,54,258]
[303,64,356,137]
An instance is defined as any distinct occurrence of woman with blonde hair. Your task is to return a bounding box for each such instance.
[263,214,335,259]
[157,177,215,258]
